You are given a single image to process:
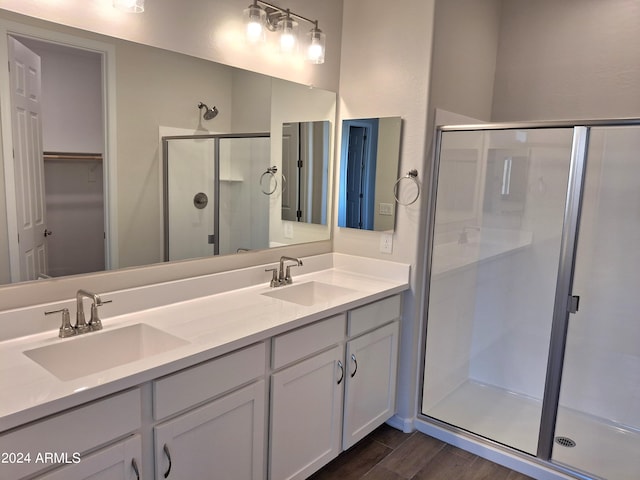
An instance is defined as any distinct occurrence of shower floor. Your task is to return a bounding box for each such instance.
[424,380,640,480]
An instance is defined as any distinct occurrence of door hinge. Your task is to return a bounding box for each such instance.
[568,295,580,314]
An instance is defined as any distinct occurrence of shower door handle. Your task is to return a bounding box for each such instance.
[568,295,580,314]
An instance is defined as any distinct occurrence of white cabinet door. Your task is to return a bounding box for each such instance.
[34,435,141,480]
[270,345,344,480]
[154,380,265,480]
[343,321,399,449]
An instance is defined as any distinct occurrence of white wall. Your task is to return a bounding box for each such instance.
[0,0,343,92]
[429,0,501,122]
[0,127,9,285]
[492,0,640,121]
[44,159,105,277]
[373,117,401,232]
[18,38,104,153]
[335,0,436,426]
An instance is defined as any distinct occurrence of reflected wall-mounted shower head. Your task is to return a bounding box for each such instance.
[197,102,219,120]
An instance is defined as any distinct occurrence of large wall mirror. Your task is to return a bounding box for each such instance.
[0,10,336,287]
[337,116,402,231]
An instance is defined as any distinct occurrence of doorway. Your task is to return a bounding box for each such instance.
[0,21,115,283]
[341,119,378,230]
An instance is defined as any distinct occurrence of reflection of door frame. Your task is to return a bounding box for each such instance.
[0,19,117,281]
[339,119,378,229]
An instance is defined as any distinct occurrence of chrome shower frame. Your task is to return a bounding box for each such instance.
[161,132,269,261]
[417,117,640,480]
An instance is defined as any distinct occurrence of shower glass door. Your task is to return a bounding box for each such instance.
[552,126,640,479]
[164,137,218,262]
[422,127,575,454]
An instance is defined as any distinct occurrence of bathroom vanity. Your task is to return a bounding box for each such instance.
[0,254,409,480]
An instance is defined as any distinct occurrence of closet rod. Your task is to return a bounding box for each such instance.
[43,151,103,161]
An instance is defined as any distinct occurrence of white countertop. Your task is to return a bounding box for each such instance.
[0,254,410,432]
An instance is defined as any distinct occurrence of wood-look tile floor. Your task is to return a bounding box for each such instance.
[308,424,534,480]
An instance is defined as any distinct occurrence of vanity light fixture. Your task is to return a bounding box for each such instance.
[243,0,326,64]
[113,0,145,13]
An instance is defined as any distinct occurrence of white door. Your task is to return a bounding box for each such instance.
[343,322,399,449]
[154,381,265,480]
[33,435,142,480]
[8,36,48,281]
[270,345,344,480]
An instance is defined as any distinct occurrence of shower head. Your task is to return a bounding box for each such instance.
[197,102,219,120]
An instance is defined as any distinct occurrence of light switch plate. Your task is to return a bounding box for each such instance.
[284,222,294,239]
[379,203,394,216]
[380,233,393,254]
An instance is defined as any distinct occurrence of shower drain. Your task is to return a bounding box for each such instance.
[555,436,576,448]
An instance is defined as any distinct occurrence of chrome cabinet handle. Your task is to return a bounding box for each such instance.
[131,458,140,480]
[350,353,358,378]
[337,360,344,385]
[163,444,172,478]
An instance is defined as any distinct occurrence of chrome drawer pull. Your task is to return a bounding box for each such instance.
[131,458,140,480]
[163,444,172,478]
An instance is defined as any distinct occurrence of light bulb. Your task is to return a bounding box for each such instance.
[278,16,298,54]
[307,27,325,64]
[244,4,266,44]
[113,0,144,13]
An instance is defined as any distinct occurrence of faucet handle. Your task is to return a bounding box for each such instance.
[265,268,280,288]
[45,308,76,338]
[89,299,112,331]
[284,264,301,284]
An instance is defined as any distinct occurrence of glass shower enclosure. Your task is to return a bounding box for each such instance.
[163,133,271,261]
[421,120,640,480]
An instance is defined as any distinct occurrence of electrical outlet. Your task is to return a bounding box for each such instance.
[379,233,393,254]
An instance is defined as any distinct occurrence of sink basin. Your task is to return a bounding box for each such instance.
[24,324,189,381]
[262,281,356,307]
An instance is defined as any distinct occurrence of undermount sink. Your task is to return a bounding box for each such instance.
[262,281,356,307]
[24,324,189,381]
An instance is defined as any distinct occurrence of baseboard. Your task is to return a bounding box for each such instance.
[386,414,414,433]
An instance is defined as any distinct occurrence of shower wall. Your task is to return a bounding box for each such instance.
[559,128,640,427]
[218,137,270,255]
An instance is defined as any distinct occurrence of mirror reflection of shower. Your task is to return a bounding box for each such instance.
[162,133,271,261]
[197,102,219,120]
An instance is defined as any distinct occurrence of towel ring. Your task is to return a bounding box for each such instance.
[393,169,420,206]
[260,166,278,195]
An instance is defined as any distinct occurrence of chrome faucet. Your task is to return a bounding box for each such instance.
[44,290,112,338]
[279,256,303,285]
[76,289,111,333]
[265,256,304,287]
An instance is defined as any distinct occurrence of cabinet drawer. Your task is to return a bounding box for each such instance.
[348,295,401,337]
[0,389,141,479]
[272,314,346,369]
[153,342,266,420]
